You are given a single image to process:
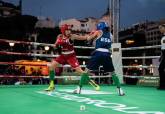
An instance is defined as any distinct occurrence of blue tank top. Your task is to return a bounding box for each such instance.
[93,31,112,49]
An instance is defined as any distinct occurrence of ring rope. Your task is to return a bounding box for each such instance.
[122,45,161,51]
[0,62,47,66]
[0,38,94,49]
[123,65,159,68]
[122,56,160,59]
[0,61,158,69]
[0,51,90,59]
[0,38,161,59]
[0,50,160,59]
[0,61,87,67]
[0,38,161,80]
[0,38,160,50]
[0,74,159,80]
[0,39,54,47]
[123,75,159,79]
[0,75,46,78]
[0,75,111,79]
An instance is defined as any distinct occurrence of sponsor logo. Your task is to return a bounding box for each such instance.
[37,90,164,114]
[58,89,114,95]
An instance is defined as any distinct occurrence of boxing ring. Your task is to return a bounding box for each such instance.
[0,38,165,114]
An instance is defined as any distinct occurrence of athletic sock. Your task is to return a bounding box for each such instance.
[49,70,55,80]
[112,72,121,88]
[49,70,55,86]
[79,73,90,87]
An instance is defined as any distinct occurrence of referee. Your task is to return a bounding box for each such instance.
[158,24,165,90]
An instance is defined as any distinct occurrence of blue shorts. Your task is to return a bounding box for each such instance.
[87,51,114,72]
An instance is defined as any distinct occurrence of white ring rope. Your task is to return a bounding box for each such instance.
[0,38,161,60]
[0,39,54,47]
[0,73,159,80]
[0,38,161,80]
[0,62,158,68]
[0,38,160,50]
[0,75,111,79]
[0,51,90,59]
[123,75,159,79]
[0,74,159,81]
[121,45,161,51]
[0,61,86,68]
[122,56,160,59]
[0,38,94,49]
[123,65,158,68]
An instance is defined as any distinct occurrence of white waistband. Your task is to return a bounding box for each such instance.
[96,48,109,52]
[62,50,74,55]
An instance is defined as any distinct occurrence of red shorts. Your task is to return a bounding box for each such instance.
[54,53,80,69]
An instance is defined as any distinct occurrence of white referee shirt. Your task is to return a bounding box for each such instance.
[161,35,165,50]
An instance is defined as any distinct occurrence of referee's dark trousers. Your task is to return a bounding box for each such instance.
[158,50,165,89]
